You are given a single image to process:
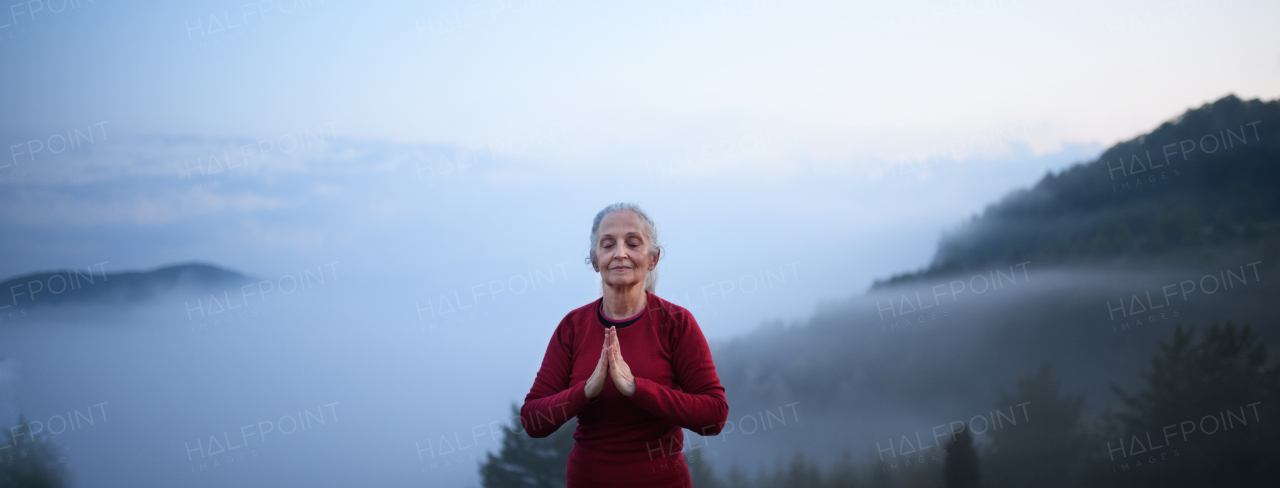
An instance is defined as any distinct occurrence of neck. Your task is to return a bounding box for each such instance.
[602,283,646,320]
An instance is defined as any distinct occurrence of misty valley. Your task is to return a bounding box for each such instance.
[2,95,1278,488]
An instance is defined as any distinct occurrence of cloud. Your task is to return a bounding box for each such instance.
[1,187,291,226]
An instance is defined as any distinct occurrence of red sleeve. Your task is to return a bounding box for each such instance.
[520,317,593,438]
[627,311,729,436]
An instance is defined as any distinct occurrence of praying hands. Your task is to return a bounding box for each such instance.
[584,326,636,399]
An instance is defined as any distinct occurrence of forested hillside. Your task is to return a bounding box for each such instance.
[877,95,1279,288]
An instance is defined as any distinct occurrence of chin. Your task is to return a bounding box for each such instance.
[604,278,641,288]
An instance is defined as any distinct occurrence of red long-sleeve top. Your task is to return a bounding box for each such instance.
[521,292,729,488]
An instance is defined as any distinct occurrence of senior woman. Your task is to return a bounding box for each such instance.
[520,203,729,487]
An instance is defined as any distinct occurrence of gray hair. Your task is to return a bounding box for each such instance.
[586,203,661,293]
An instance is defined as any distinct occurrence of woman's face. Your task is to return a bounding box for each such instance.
[594,210,658,290]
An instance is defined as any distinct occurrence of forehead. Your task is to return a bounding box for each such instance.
[598,210,646,237]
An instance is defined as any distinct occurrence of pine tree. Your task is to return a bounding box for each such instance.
[726,462,751,488]
[686,446,725,488]
[0,414,73,488]
[943,427,980,488]
[784,451,823,488]
[986,365,1088,488]
[479,403,577,488]
[823,449,859,488]
[1094,323,1280,488]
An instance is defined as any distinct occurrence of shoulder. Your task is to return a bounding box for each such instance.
[645,292,697,330]
[560,297,599,326]
[546,298,600,346]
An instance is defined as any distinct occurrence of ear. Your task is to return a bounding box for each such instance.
[648,247,661,270]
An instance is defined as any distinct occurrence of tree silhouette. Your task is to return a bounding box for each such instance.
[783,451,823,488]
[943,427,980,488]
[748,452,823,488]
[686,446,724,488]
[0,414,73,488]
[985,365,1089,488]
[1093,322,1280,487]
[726,462,751,488]
[479,403,577,488]
[822,449,859,488]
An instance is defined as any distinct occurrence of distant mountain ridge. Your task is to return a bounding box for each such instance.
[693,96,1280,474]
[0,262,253,310]
[875,94,1280,288]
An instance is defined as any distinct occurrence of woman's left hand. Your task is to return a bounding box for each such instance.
[606,326,637,396]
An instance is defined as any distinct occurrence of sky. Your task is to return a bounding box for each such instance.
[3,0,1279,337]
[4,0,1278,155]
[1,0,1278,337]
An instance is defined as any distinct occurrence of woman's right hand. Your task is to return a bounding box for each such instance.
[584,330,611,400]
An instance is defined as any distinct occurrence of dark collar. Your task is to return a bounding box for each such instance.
[596,299,644,329]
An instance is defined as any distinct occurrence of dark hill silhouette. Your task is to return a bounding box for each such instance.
[0,262,254,310]
[702,95,1280,475]
[875,94,1280,288]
